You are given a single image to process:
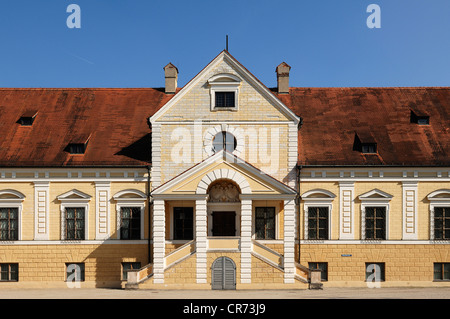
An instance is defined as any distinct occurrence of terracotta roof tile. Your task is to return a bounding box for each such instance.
[277,87,450,166]
[0,88,174,167]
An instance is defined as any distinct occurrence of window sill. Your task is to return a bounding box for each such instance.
[211,107,238,112]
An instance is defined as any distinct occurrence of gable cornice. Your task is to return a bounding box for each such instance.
[149,50,300,124]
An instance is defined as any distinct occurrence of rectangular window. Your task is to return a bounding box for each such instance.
[215,92,235,108]
[65,207,85,240]
[308,207,329,240]
[0,263,18,281]
[173,207,194,240]
[308,262,328,281]
[434,207,450,240]
[120,207,141,240]
[434,263,450,281]
[122,262,141,281]
[0,208,18,240]
[361,143,377,154]
[65,263,85,282]
[255,207,275,240]
[365,207,386,240]
[365,263,385,282]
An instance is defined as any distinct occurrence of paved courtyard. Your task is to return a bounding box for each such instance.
[1,287,450,299]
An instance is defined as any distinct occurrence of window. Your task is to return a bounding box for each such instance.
[173,207,194,240]
[417,117,430,125]
[65,207,85,240]
[255,207,275,240]
[308,262,328,281]
[120,207,141,240]
[212,131,237,153]
[208,73,241,111]
[361,143,377,154]
[365,263,385,282]
[0,208,18,240]
[365,207,386,240]
[0,264,18,281]
[215,92,235,108]
[307,207,329,240]
[434,207,450,240]
[68,143,87,154]
[18,110,37,126]
[410,110,430,125]
[66,263,85,282]
[434,263,450,281]
[122,262,141,280]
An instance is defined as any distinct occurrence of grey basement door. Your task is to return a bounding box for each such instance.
[211,257,236,290]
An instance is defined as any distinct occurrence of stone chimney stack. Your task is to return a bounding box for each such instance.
[276,62,291,94]
[164,63,178,94]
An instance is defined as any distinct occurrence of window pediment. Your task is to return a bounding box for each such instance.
[427,189,450,202]
[358,189,393,201]
[208,73,241,111]
[57,189,91,202]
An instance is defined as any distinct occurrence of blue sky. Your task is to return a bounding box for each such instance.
[0,0,448,88]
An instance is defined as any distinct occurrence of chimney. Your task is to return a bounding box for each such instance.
[164,63,178,94]
[276,62,291,94]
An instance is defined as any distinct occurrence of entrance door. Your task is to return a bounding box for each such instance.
[212,211,236,236]
[211,257,236,290]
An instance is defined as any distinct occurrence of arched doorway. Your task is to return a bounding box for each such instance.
[211,257,236,290]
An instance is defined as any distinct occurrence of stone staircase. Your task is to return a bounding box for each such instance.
[125,239,321,289]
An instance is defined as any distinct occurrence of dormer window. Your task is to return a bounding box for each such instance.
[68,143,87,154]
[354,131,377,154]
[18,111,38,126]
[208,73,241,111]
[361,143,377,154]
[410,110,430,125]
[66,134,91,155]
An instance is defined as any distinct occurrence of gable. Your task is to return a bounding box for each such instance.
[152,151,296,197]
[150,51,299,124]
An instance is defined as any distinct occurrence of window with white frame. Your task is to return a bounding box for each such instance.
[208,73,241,111]
[57,189,91,241]
[427,189,450,241]
[0,190,25,241]
[113,189,146,240]
[358,189,392,241]
[301,189,336,240]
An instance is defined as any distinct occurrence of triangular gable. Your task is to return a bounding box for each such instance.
[149,50,300,124]
[152,150,296,197]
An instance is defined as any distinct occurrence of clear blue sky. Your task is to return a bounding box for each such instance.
[0,0,448,88]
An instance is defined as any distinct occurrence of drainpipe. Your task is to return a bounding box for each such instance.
[146,165,152,265]
[296,164,302,264]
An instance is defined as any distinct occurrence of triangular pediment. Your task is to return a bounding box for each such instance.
[358,189,393,200]
[57,189,92,201]
[152,151,296,197]
[150,51,299,124]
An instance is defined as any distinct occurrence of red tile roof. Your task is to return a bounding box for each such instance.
[0,86,448,168]
[277,87,450,166]
[0,88,174,167]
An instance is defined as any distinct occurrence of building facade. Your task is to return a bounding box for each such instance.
[0,51,449,289]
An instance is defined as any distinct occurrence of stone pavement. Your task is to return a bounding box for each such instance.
[1,287,450,299]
